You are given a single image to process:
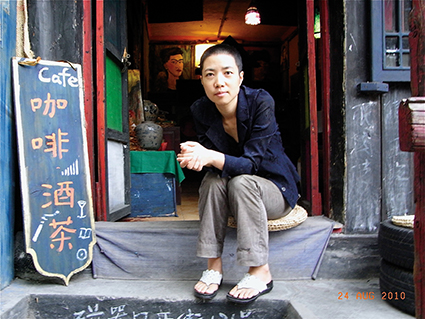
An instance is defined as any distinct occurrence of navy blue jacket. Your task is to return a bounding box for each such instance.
[190,86,300,208]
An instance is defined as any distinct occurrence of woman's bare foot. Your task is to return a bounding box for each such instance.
[228,263,272,300]
[194,257,222,295]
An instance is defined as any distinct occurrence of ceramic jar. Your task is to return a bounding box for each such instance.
[143,100,159,122]
[135,100,163,150]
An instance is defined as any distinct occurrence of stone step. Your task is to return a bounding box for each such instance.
[92,217,334,281]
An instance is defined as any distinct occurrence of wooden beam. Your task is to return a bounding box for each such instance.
[319,0,331,217]
[82,0,96,219]
[95,0,108,221]
[306,0,321,215]
[407,1,425,317]
[413,152,425,319]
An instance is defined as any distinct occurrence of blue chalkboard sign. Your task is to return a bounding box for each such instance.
[12,58,95,285]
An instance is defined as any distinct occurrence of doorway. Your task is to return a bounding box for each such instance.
[118,0,326,220]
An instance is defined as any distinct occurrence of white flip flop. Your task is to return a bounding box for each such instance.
[194,269,223,300]
[226,273,273,304]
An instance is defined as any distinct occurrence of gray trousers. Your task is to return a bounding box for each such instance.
[197,171,291,267]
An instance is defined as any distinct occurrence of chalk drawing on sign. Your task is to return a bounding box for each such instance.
[61,159,79,176]
[77,200,87,218]
[32,210,60,242]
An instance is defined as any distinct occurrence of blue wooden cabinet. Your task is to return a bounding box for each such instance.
[130,173,177,217]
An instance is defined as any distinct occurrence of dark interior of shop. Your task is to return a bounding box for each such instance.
[125,0,306,199]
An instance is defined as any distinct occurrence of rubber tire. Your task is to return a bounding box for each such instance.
[378,219,414,270]
[379,259,415,316]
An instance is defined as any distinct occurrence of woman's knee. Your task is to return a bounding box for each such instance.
[228,175,258,197]
[199,172,227,195]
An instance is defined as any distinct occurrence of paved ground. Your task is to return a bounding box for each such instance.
[0,270,414,318]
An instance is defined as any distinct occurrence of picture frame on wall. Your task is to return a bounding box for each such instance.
[149,44,193,93]
[147,44,193,122]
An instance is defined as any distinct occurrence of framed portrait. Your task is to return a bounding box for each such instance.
[149,44,193,93]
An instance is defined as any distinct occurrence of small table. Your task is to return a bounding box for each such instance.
[130,151,185,217]
[130,151,185,183]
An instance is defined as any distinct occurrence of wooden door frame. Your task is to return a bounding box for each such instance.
[306,0,322,215]
[407,1,425,316]
[82,1,109,221]
[94,0,108,221]
[318,0,331,217]
[83,0,329,219]
[90,0,131,222]
[82,0,96,220]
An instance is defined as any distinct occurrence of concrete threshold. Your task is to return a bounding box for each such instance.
[0,270,414,319]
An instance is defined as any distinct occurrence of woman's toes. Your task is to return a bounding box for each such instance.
[229,286,257,299]
[194,281,207,293]
[243,288,256,299]
[206,283,218,294]
[195,281,219,294]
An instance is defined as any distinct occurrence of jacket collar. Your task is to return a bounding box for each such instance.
[199,86,250,149]
[197,86,250,125]
[236,86,250,122]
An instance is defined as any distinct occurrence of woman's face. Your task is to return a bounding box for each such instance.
[164,54,184,78]
[200,53,244,109]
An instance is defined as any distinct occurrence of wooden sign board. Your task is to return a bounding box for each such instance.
[12,58,95,285]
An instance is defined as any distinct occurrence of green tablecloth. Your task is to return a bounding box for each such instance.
[130,151,185,184]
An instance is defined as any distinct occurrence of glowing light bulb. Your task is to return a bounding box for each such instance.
[245,6,261,25]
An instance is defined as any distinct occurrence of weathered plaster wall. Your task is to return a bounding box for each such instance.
[381,84,414,218]
[344,1,414,233]
[27,0,83,63]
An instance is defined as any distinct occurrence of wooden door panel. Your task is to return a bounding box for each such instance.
[96,0,130,221]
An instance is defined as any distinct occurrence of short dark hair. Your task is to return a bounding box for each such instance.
[160,47,184,64]
[200,44,243,73]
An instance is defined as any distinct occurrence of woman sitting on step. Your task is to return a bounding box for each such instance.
[177,44,300,304]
